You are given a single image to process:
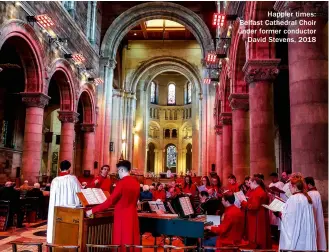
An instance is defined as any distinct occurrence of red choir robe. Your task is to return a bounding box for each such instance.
[91,176,140,249]
[182,184,197,195]
[226,183,240,193]
[210,205,245,248]
[241,186,272,249]
[152,189,166,202]
[90,175,111,192]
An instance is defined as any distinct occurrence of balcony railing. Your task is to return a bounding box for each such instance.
[149,104,192,121]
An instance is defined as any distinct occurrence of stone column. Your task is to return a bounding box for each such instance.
[21,93,50,182]
[275,2,328,198]
[154,150,159,174]
[127,93,136,162]
[229,93,250,183]
[215,124,223,178]
[58,111,79,166]
[103,60,115,166]
[220,113,232,186]
[110,90,123,172]
[243,59,280,179]
[198,94,203,175]
[81,123,95,174]
[96,58,115,167]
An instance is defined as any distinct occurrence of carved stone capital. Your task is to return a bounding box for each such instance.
[229,93,249,111]
[113,89,123,98]
[214,124,223,135]
[100,57,116,69]
[243,59,280,84]
[274,1,328,19]
[21,92,50,108]
[220,112,232,125]
[58,111,79,123]
[107,59,116,69]
[81,123,96,132]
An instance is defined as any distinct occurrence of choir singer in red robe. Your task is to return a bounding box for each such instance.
[204,192,245,250]
[86,160,140,250]
[90,165,111,192]
[240,176,272,249]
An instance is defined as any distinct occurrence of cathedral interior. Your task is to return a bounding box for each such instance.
[0,1,327,251]
[0,0,327,213]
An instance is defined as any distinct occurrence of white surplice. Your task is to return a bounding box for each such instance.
[46,174,81,243]
[279,193,317,251]
[308,190,326,251]
[269,181,285,226]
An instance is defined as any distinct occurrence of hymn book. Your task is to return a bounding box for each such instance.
[262,197,285,212]
[234,191,247,202]
[77,188,109,207]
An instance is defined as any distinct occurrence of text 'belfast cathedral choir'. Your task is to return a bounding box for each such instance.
[0,1,327,252]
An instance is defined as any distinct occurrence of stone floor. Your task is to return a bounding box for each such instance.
[0,221,281,252]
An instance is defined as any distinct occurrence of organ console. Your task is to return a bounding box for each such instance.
[52,207,210,251]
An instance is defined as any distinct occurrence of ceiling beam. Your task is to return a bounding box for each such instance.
[140,21,148,39]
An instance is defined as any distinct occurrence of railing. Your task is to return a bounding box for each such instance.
[149,104,192,120]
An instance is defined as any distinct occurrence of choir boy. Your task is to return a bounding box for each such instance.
[305,177,326,251]
[87,160,140,250]
[90,165,111,192]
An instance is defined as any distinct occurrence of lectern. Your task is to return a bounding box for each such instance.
[52,207,114,252]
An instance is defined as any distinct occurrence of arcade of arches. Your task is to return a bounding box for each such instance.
[0,2,327,205]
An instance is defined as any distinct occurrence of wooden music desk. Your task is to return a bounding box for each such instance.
[52,207,114,252]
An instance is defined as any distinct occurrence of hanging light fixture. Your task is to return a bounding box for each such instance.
[72,54,86,63]
[212,13,225,27]
[94,78,104,85]
[27,14,54,29]
[203,78,211,85]
[205,52,217,64]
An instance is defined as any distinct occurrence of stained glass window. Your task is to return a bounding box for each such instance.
[187,82,192,103]
[168,83,176,105]
[150,82,156,103]
[166,145,177,167]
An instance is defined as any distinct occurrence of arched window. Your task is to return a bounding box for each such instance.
[167,83,176,105]
[150,82,156,104]
[166,145,177,169]
[187,82,192,104]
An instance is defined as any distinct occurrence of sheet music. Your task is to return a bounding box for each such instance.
[92,188,107,203]
[179,196,194,216]
[81,188,99,205]
[234,191,247,202]
[197,185,207,192]
[148,201,166,212]
[206,215,221,226]
[262,198,285,212]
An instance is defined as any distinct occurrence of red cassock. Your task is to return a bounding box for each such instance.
[182,184,197,195]
[241,186,272,249]
[91,176,140,249]
[90,175,111,192]
[226,183,240,193]
[210,205,245,248]
[152,190,166,202]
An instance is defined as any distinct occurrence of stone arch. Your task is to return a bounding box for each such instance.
[47,59,76,111]
[78,87,96,124]
[129,56,202,94]
[0,19,46,93]
[101,2,214,60]
[230,31,248,94]
[219,63,231,112]
[244,1,276,59]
